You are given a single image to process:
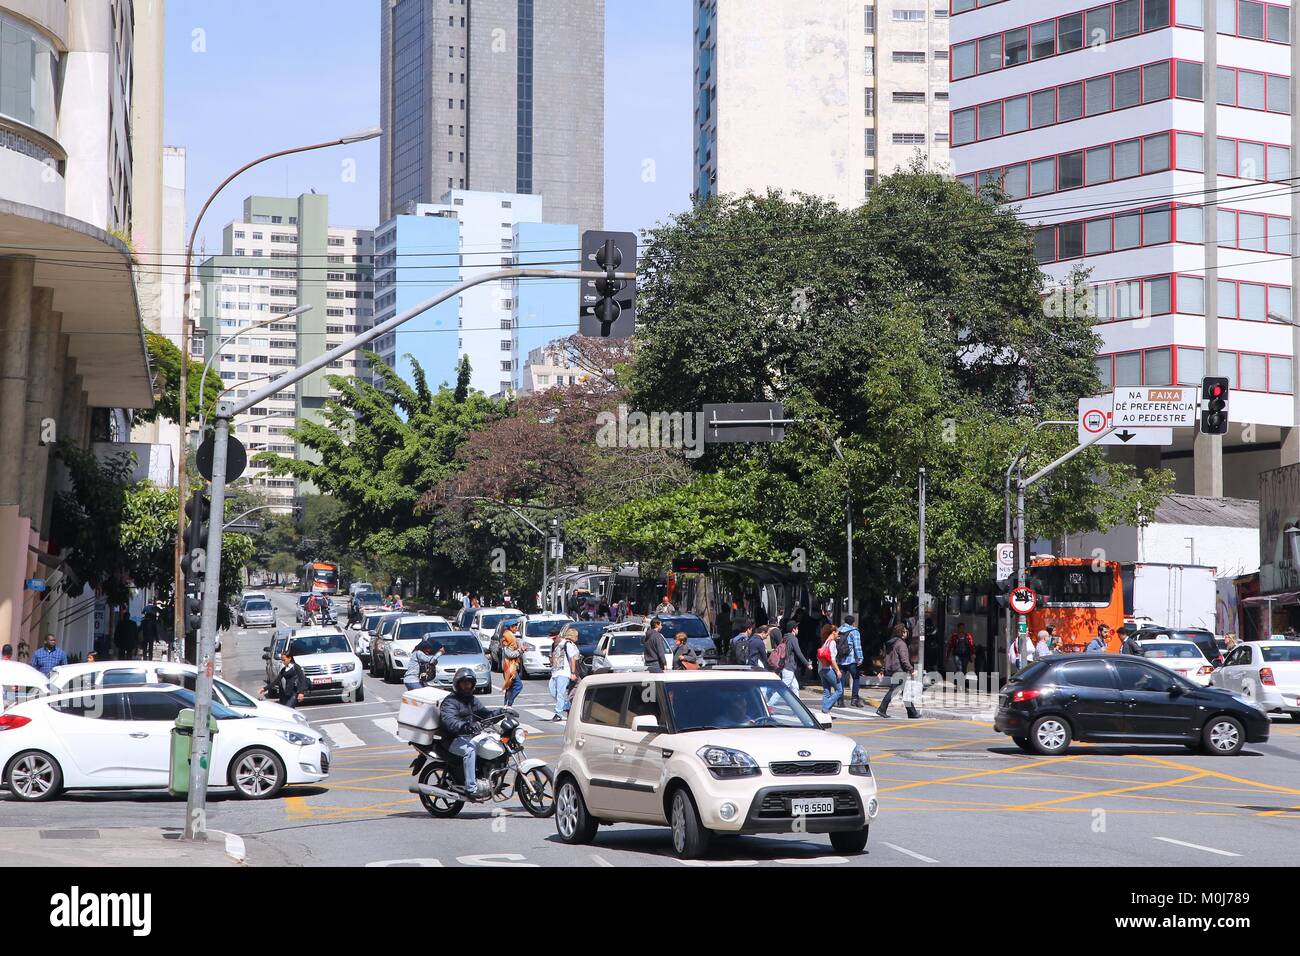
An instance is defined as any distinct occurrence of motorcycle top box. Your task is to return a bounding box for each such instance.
[398,686,451,745]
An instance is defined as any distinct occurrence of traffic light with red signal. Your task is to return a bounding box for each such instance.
[1200,377,1229,435]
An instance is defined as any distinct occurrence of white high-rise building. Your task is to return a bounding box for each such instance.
[949,0,1300,500]
[695,0,951,205]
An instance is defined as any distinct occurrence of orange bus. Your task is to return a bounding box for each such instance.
[301,561,339,596]
[1024,556,1123,652]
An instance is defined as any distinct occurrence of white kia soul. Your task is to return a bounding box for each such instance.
[553,671,879,859]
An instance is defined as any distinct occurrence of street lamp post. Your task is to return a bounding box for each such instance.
[173,127,382,686]
[196,304,312,435]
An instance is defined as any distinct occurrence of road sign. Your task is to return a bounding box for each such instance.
[23,578,46,592]
[1009,586,1037,615]
[1111,385,1197,429]
[995,544,1014,581]
[197,433,248,482]
[1076,396,1173,446]
[701,402,788,443]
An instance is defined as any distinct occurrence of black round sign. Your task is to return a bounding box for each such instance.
[196,433,248,483]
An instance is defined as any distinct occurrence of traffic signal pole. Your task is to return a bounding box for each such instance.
[182,264,632,841]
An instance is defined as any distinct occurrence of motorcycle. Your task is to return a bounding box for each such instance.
[407,710,555,818]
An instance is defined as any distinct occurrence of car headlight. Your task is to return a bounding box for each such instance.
[275,730,316,746]
[337,662,355,673]
[474,664,487,673]
[849,744,872,776]
[697,745,760,779]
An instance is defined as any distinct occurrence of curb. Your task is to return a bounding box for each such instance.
[212,830,247,865]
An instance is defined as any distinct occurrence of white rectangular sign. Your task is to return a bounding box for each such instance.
[1111,385,1197,428]
[995,543,1014,582]
[1077,395,1174,446]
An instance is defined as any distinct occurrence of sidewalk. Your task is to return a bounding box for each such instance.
[0,827,247,867]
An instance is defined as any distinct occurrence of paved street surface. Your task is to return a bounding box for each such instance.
[6,589,1300,867]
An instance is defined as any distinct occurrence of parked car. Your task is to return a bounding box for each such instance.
[1135,639,1215,686]
[48,661,308,725]
[994,654,1269,756]
[406,630,491,694]
[0,683,329,801]
[369,612,413,677]
[267,627,365,703]
[240,591,269,607]
[553,671,878,859]
[238,598,276,629]
[1131,626,1222,667]
[380,615,453,683]
[1212,638,1300,719]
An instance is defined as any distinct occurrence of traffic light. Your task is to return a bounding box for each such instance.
[180,491,211,580]
[1201,376,1229,435]
[579,230,636,339]
[994,576,1014,608]
[186,593,204,633]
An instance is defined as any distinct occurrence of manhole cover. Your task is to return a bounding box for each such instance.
[894,750,1010,761]
[40,829,100,840]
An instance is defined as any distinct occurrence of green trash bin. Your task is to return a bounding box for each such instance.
[168,707,219,797]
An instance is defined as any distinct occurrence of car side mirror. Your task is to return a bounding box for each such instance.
[261,653,270,661]
[631,715,664,735]
[815,713,833,730]
[1168,683,1185,696]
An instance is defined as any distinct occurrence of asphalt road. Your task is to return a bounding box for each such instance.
[6,588,1300,867]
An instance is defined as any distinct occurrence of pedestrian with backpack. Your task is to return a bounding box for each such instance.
[876,624,919,719]
[769,625,808,692]
[816,623,843,713]
[548,626,579,721]
[947,623,975,696]
[837,615,864,707]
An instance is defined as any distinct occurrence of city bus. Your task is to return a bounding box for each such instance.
[301,561,339,596]
[1024,556,1123,652]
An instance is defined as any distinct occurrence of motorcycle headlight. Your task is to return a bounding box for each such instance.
[849,744,872,776]
[697,745,760,779]
[515,728,528,744]
[275,730,316,747]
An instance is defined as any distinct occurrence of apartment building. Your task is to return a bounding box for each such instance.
[949,0,1300,499]
[695,0,951,205]
[198,195,375,511]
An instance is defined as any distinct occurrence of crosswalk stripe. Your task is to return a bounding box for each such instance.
[320,722,365,750]
[372,716,402,740]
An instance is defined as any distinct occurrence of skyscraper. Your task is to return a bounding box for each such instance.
[695,0,951,206]
[378,0,604,234]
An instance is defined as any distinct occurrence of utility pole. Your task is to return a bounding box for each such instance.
[917,467,927,675]
[182,263,632,840]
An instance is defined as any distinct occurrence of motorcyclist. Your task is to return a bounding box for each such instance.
[438,667,510,797]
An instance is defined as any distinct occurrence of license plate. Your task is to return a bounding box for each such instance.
[312,676,332,685]
[790,798,835,816]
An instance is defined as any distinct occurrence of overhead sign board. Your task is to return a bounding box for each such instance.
[1077,395,1173,446]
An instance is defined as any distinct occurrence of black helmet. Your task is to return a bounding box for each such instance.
[452,666,476,694]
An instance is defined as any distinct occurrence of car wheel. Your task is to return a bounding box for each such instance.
[554,778,598,844]
[1202,715,1245,756]
[1029,716,1071,756]
[230,748,286,799]
[354,685,365,703]
[1290,712,1300,723]
[417,763,464,818]
[1011,736,1033,753]
[5,750,62,801]
[669,786,711,859]
[829,826,869,854]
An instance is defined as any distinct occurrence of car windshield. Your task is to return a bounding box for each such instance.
[1141,643,1203,659]
[607,635,643,655]
[425,634,483,655]
[571,621,607,642]
[481,613,521,630]
[298,595,310,606]
[526,619,570,637]
[287,634,351,655]
[169,687,243,720]
[245,601,271,611]
[658,616,710,641]
[396,621,451,641]
[665,680,817,731]
[357,591,383,604]
[1261,644,1300,662]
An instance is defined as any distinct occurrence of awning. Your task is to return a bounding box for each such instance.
[0,197,152,408]
[1243,592,1300,606]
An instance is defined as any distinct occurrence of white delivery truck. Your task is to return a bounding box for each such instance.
[1121,563,1218,632]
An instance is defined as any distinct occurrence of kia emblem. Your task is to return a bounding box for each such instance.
[798,750,811,757]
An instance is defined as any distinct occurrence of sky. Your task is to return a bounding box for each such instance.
[163,0,694,255]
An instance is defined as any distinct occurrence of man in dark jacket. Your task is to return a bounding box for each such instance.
[113,609,139,660]
[643,617,668,673]
[260,650,309,708]
[876,625,918,719]
[140,608,159,661]
[439,668,509,795]
[733,619,766,669]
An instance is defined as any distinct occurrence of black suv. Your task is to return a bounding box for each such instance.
[995,653,1269,756]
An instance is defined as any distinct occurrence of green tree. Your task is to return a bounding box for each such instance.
[133,332,223,426]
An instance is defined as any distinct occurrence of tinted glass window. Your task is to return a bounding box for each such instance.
[125,691,189,722]
[1057,661,1116,689]
[101,668,148,687]
[1261,644,1300,662]
[626,685,664,727]
[583,685,628,727]
[218,680,256,708]
[1112,660,1175,692]
[52,693,125,720]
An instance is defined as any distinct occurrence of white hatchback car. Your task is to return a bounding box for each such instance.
[1136,639,1215,686]
[1213,638,1300,719]
[0,684,329,801]
[553,671,878,859]
[48,661,309,725]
